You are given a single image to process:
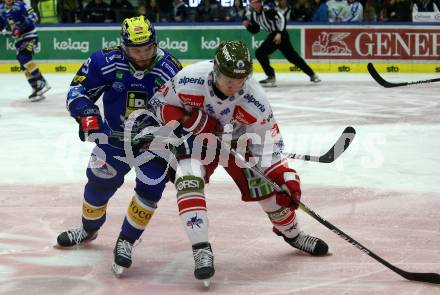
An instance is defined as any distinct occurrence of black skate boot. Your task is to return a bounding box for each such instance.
[310,74,321,83]
[28,80,51,102]
[192,242,215,287]
[273,227,328,256]
[57,226,98,247]
[112,235,134,276]
[259,76,276,87]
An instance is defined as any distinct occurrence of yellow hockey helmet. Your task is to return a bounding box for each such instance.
[120,16,156,47]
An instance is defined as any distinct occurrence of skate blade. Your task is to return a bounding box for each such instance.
[203,280,211,288]
[29,95,46,102]
[112,262,127,277]
[38,85,51,96]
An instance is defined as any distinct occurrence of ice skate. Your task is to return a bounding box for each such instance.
[56,226,98,247]
[29,80,51,102]
[259,76,276,87]
[192,242,215,287]
[310,74,321,83]
[112,236,134,277]
[273,227,328,256]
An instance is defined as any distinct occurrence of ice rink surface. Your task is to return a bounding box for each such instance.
[0,72,439,294]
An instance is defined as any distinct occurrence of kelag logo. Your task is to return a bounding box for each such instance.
[53,38,89,53]
[251,36,263,49]
[201,36,220,49]
[102,37,121,48]
[158,37,188,52]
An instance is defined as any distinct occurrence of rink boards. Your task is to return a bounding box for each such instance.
[0,24,439,74]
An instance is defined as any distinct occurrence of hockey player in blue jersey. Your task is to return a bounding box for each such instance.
[56,16,183,275]
[0,0,50,101]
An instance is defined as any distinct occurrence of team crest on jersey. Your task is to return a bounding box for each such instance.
[133,71,144,80]
[112,81,125,92]
[232,105,257,125]
[178,93,205,108]
[116,70,124,80]
[125,91,148,116]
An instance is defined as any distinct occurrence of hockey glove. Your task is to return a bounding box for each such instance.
[76,105,103,142]
[182,108,219,135]
[266,163,301,210]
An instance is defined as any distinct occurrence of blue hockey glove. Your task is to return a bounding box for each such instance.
[76,105,103,142]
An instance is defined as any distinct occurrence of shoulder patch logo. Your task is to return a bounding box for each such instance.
[166,55,183,70]
[233,105,257,125]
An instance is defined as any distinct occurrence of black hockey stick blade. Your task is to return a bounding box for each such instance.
[399,271,440,284]
[287,126,356,163]
[367,62,440,88]
[318,126,355,163]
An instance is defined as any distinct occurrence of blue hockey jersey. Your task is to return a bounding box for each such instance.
[0,1,38,44]
[66,46,182,147]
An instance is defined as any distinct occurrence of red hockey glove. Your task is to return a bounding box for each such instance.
[266,162,301,210]
[182,108,219,135]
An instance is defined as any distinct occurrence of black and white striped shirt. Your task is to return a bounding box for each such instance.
[244,3,286,34]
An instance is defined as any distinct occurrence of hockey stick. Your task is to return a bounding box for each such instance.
[367,63,440,88]
[112,125,356,164]
[285,126,355,163]
[222,140,440,284]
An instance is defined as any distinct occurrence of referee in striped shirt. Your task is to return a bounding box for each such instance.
[242,0,320,87]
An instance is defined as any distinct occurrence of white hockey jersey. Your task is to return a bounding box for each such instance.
[151,60,286,171]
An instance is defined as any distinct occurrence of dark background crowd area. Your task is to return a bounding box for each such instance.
[4,0,440,23]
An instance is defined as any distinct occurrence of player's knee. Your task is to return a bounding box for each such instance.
[23,61,38,73]
[134,184,165,203]
[17,52,32,69]
[175,158,205,178]
[84,179,121,203]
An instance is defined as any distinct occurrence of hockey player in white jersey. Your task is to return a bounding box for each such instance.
[151,41,328,286]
